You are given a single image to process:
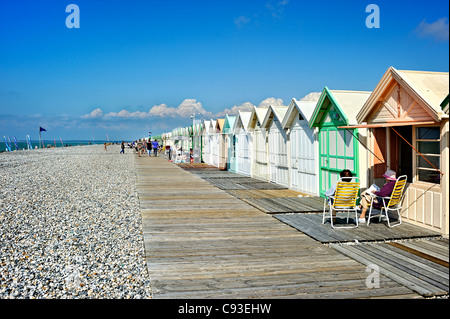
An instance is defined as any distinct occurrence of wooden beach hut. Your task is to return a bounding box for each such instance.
[215,119,226,169]
[282,98,319,195]
[209,119,218,167]
[202,120,211,164]
[351,67,449,235]
[248,106,269,181]
[309,88,372,197]
[223,115,237,171]
[262,105,289,186]
[233,111,252,176]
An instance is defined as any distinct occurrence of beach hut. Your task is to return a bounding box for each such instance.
[233,111,252,176]
[223,115,237,171]
[262,105,289,186]
[192,123,203,163]
[215,119,227,169]
[202,120,211,164]
[248,106,269,181]
[309,87,372,197]
[209,120,218,167]
[351,67,449,235]
[282,98,319,195]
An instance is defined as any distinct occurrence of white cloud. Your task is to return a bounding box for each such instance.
[415,17,449,42]
[265,0,290,18]
[299,92,321,102]
[258,97,284,108]
[216,102,255,117]
[81,108,103,119]
[80,97,287,123]
[149,99,214,118]
[234,15,251,28]
[215,97,285,117]
[105,109,149,119]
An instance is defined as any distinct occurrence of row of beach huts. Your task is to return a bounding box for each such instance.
[159,67,449,236]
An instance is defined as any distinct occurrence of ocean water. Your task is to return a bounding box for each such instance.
[0,140,119,153]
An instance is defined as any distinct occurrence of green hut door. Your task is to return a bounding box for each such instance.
[319,126,359,197]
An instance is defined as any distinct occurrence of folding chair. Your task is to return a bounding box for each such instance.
[323,177,360,228]
[367,175,407,227]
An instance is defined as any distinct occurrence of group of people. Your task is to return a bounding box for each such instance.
[326,168,398,225]
[131,139,160,157]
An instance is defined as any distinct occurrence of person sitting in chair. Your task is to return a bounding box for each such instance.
[358,169,397,224]
[325,169,353,199]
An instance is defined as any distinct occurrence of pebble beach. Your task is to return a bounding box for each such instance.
[0,144,152,299]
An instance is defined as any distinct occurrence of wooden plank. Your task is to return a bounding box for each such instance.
[388,242,449,267]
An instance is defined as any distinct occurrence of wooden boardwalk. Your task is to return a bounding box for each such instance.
[136,157,421,298]
[332,239,449,297]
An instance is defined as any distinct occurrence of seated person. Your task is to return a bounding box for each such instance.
[325,169,353,222]
[325,169,353,199]
[358,169,397,223]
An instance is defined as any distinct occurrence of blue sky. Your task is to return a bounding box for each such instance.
[0,0,448,142]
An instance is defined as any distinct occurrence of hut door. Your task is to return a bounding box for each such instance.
[319,127,358,197]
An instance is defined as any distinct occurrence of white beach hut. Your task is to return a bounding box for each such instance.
[202,120,211,165]
[234,111,252,176]
[248,106,269,181]
[261,105,289,186]
[209,119,218,167]
[282,98,319,195]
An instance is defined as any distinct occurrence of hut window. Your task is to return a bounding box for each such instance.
[415,126,440,184]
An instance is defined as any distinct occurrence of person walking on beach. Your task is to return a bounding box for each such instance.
[104,142,107,151]
[120,141,125,154]
[152,140,159,157]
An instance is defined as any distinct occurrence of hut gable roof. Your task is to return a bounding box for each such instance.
[356,67,449,124]
[261,105,288,129]
[216,118,225,132]
[282,98,318,129]
[233,111,252,133]
[223,115,236,134]
[309,87,371,128]
[248,106,269,130]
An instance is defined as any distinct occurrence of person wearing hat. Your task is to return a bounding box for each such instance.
[358,169,397,224]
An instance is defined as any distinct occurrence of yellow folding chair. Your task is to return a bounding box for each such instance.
[367,175,407,227]
[323,177,360,228]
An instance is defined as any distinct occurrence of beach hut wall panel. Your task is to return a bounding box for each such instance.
[209,120,218,166]
[310,88,372,197]
[249,106,269,181]
[262,106,289,186]
[223,115,237,171]
[355,67,449,235]
[216,119,227,170]
[202,120,211,165]
[282,99,319,195]
[234,111,252,176]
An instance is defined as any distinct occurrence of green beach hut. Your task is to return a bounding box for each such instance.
[309,87,372,197]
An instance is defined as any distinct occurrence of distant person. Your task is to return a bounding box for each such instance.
[104,143,107,151]
[152,140,159,157]
[120,141,125,154]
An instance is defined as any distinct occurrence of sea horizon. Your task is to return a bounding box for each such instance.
[0,139,124,153]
